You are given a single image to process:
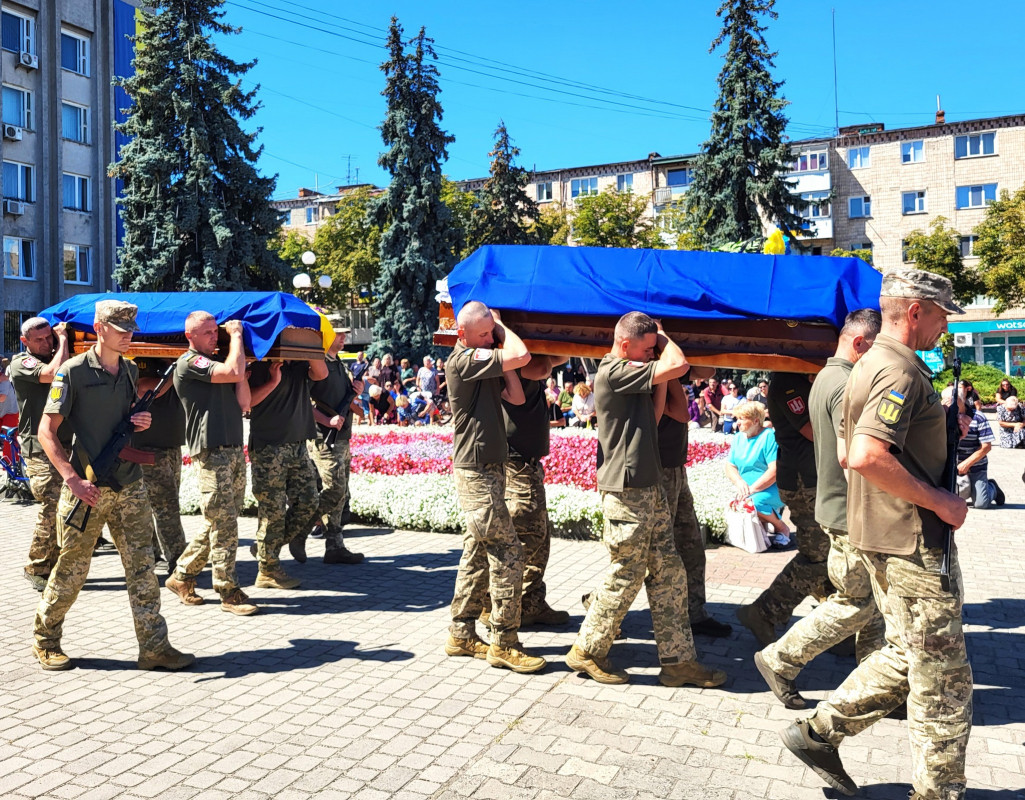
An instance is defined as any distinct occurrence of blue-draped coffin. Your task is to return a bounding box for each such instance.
[39,292,321,360]
[447,246,881,328]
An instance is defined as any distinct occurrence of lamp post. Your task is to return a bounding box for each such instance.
[293,251,332,305]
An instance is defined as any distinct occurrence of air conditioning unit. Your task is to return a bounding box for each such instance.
[953,332,973,347]
[4,200,26,216]
[18,51,37,70]
[3,124,23,141]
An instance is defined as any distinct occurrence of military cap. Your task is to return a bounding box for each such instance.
[880,268,964,315]
[332,324,351,334]
[94,299,140,332]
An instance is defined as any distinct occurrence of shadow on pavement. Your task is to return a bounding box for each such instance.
[192,638,413,681]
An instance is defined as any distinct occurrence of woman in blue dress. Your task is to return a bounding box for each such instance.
[724,401,787,535]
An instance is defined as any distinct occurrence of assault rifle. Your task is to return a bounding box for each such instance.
[64,363,175,532]
[314,388,357,449]
[939,356,962,592]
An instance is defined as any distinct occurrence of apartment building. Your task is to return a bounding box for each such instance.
[0,0,139,353]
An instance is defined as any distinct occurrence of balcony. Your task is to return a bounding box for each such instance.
[800,218,833,240]
[335,306,374,348]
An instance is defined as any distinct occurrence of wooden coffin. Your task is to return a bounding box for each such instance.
[66,325,325,362]
[434,303,835,373]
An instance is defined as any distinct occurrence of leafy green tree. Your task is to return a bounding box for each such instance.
[656,201,703,250]
[686,0,805,247]
[440,177,475,261]
[571,188,663,249]
[904,217,982,304]
[529,203,571,246]
[312,187,383,304]
[975,183,1025,313]
[372,18,459,359]
[112,0,286,291]
[466,121,539,252]
[830,246,875,266]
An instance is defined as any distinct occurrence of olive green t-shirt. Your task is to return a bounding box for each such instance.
[843,334,947,555]
[766,371,816,491]
[131,385,186,450]
[503,370,550,461]
[809,357,852,532]
[173,350,244,457]
[657,415,690,470]
[595,354,660,492]
[43,348,141,487]
[310,356,356,442]
[9,350,72,452]
[249,361,317,449]
[448,341,507,468]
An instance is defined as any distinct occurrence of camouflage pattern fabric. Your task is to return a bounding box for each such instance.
[23,450,66,577]
[661,464,709,624]
[308,438,351,537]
[761,526,885,680]
[450,464,523,646]
[140,446,186,565]
[34,481,170,656]
[251,440,318,570]
[575,486,697,664]
[175,446,246,597]
[505,457,551,613]
[755,474,832,625]
[808,537,972,800]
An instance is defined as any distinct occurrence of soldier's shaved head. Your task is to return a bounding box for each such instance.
[613,311,657,344]
[185,310,216,335]
[456,301,491,328]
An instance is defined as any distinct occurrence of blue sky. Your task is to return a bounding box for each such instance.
[212,0,1025,199]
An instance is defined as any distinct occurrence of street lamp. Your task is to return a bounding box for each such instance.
[293,251,332,304]
[301,250,317,267]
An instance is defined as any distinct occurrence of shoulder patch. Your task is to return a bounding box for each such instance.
[876,389,905,425]
[787,396,806,415]
[626,360,645,367]
[49,382,64,402]
[22,356,38,369]
[472,348,492,362]
[191,355,211,369]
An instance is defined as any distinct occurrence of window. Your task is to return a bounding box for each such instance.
[902,190,926,215]
[901,140,924,163]
[3,309,33,352]
[956,183,997,209]
[954,132,995,159]
[2,84,32,129]
[60,31,89,76]
[63,244,91,284]
[850,242,873,254]
[62,173,90,211]
[960,235,979,257]
[792,191,830,219]
[3,160,33,201]
[616,174,633,193]
[1,11,33,55]
[848,196,871,218]
[847,146,870,169]
[666,168,694,189]
[4,236,34,279]
[305,206,317,224]
[61,103,89,143]
[902,239,912,262]
[277,211,290,226]
[790,151,828,172]
[811,246,823,256]
[535,181,553,202]
[570,177,598,199]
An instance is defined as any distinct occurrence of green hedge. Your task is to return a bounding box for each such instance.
[931,362,1025,403]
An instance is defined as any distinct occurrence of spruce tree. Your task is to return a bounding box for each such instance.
[466,121,539,252]
[687,0,805,247]
[111,0,286,291]
[372,18,459,360]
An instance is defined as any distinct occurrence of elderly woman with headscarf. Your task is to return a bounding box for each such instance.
[997,394,1025,449]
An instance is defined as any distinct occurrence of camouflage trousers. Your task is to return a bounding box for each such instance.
[576,486,696,664]
[450,464,524,646]
[761,527,885,680]
[251,440,318,570]
[175,446,245,597]
[661,465,709,624]
[23,449,67,577]
[755,474,832,625]
[34,480,170,657]
[809,536,972,800]
[141,447,186,565]
[308,438,351,548]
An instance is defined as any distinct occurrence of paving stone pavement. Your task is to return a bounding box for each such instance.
[1,444,1024,800]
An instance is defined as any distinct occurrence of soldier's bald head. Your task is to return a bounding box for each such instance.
[457,301,491,329]
[185,310,216,335]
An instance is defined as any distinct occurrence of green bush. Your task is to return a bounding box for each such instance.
[931,362,1025,403]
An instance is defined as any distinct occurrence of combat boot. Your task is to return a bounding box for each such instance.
[487,640,546,674]
[521,600,570,627]
[659,660,727,688]
[566,644,628,684]
[165,575,204,606]
[255,566,301,589]
[691,617,733,638]
[288,533,308,564]
[138,645,195,671]
[32,644,72,671]
[220,588,259,616]
[324,543,364,564]
[780,720,857,796]
[754,651,807,709]
[23,570,47,592]
[444,634,489,659]
[736,603,777,646]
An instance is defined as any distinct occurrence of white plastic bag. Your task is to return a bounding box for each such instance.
[725,499,771,554]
